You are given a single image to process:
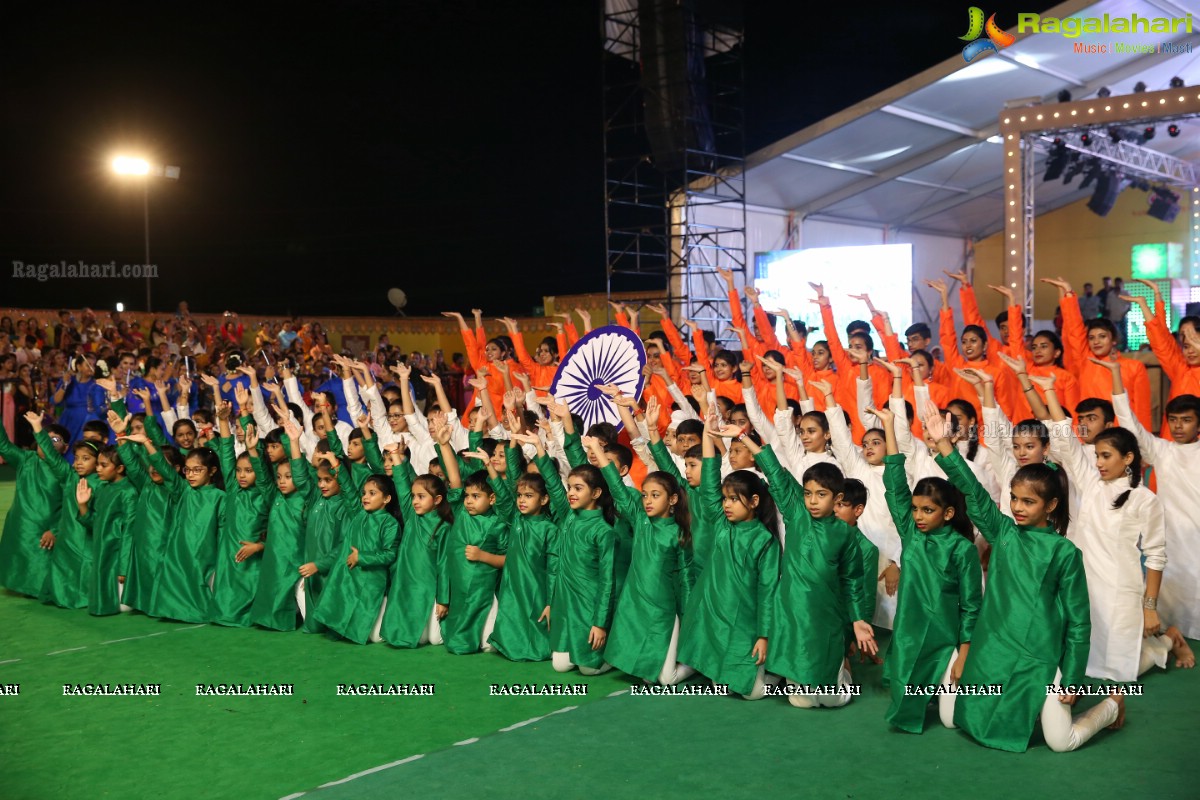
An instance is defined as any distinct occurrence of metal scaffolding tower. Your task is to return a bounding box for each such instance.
[602,0,746,339]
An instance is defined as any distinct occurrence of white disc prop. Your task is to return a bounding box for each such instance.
[550,326,647,433]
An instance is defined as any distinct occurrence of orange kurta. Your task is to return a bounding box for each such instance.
[1060,295,1152,430]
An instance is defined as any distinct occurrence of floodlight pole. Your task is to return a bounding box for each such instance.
[143,181,152,312]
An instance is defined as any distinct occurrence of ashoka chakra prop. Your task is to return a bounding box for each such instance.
[550,326,647,433]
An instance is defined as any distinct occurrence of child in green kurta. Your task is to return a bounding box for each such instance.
[586,435,695,685]
[310,454,400,644]
[742,428,875,708]
[486,434,557,662]
[110,411,182,615]
[645,397,709,581]
[542,453,617,675]
[209,405,269,627]
[30,412,101,610]
[380,447,454,648]
[297,448,346,632]
[75,444,138,616]
[874,404,982,734]
[0,417,68,598]
[434,426,509,655]
[251,418,311,631]
[126,434,223,624]
[677,418,780,699]
[924,406,1123,752]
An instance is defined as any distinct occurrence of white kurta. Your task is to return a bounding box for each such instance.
[1114,392,1200,639]
[1049,417,1167,682]
[827,397,900,629]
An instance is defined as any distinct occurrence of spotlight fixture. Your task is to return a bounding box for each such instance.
[1097,86,1111,98]
[1063,156,1085,185]
[1079,159,1102,190]
[1133,81,1147,93]
[1109,127,1124,144]
[1170,77,1185,89]
[1087,169,1123,217]
[1147,186,1181,222]
[1144,126,1156,141]
[1080,131,1093,146]
[1043,139,1069,181]
[1168,124,1181,138]
[1057,89,1072,103]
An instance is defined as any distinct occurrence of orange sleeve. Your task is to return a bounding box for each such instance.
[692,327,715,385]
[462,327,485,373]
[556,331,569,358]
[819,303,851,373]
[512,332,538,375]
[872,314,907,361]
[616,311,633,333]
[1060,294,1087,371]
[939,308,965,370]
[789,336,814,375]
[728,290,748,335]
[658,317,691,367]
[960,286,1005,354]
[564,322,580,346]
[1006,303,1024,358]
[1145,315,1188,383]
[752,305,783,352]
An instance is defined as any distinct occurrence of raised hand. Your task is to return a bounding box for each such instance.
[847,293,875,312]
[76,477,93,506]
[743,285,760,304]
[943,269,969,285]
[644,302,668,317]
[462,448,491,462]
[497,317,519,334]
[717,267,735,287]
[107,410,129,434]
[923,408,953,442]
[1028,374,1056,391]
[954,367,992,386]
[1039,277,1073,295]
[244,423,259,453]
[645,395,660,423]
[808,378,833,398]
[1087,356,1121,372]
[873,357,901,377]
[866,405,895,427]
[987,284,1015,303]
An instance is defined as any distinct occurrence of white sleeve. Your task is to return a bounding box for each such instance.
[981,405,1017,491]
[283,377,313,430]
[405,416,436,461]
[1047,417,1098,495]
[799,397,815,414]
[890,395,919,484]
[1138,490,1167,572]
[856,378,879,431]
[743,387,778,447]
[342,377,364,422]
[666,383,699,421]
[251,387,279,435]
[1112,391,1168,467]
[773,407,805,479]
[335,420,354,453]
[827,401,868,481]
[359,384,392,443]
[447,410,471,453]
[160,407,179,436]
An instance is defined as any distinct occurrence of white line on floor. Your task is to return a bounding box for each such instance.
[100,632,169,645]
[46,647,87,656]
[452,737,479,746]
[607,688,629,697]
[0,659,20,665]
[315,753,426,789]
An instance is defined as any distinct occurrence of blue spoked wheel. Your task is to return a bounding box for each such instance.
[549,326,647,433]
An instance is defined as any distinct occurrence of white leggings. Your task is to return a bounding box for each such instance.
[418,605,444,646]
[551,651,612,675]
[787,664,854,709]
[480,596,499,651]
[118,580,132,613]
[1139,633,1173,675]
[294,579,308,620]
[941,663,1118,752]
[657,617,695,686]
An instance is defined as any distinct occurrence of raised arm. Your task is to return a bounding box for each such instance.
[926,407,1006,544]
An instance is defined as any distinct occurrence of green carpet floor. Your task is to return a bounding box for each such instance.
[1,464,1196,800]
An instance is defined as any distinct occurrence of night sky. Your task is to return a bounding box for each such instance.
[0,1,1057,318]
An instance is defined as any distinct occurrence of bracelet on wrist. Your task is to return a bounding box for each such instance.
[1143,596,1158,610]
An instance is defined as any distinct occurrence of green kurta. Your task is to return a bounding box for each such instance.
[146,448,222,624]
[300,468,346,633]
[938,450,1091,753]
[487,451,556,661]
[78,477,138,615]
[0,426,61,597]
[436,495,507,655]
[564,431,632,596]
[854,531,879,647]
[542,454,616,670]
[600,462,693,682]
[209,435,269,627]
[311,476,399,645]
[36,431,99,609]
[880,454,983,733]
[250,456,310,631]
[757,446,870,687]
[381,461,452,647]
[677,456,779,696]
[117,440,173,614]
[326,429,385,496]
[649,440,710,582]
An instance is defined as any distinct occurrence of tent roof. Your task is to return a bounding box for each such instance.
[745,0,1200,238]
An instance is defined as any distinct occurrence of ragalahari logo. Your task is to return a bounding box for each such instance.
[961,7,1016,61]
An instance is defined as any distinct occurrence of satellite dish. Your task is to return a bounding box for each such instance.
[550,326,647,433]
[387,288,407,316]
